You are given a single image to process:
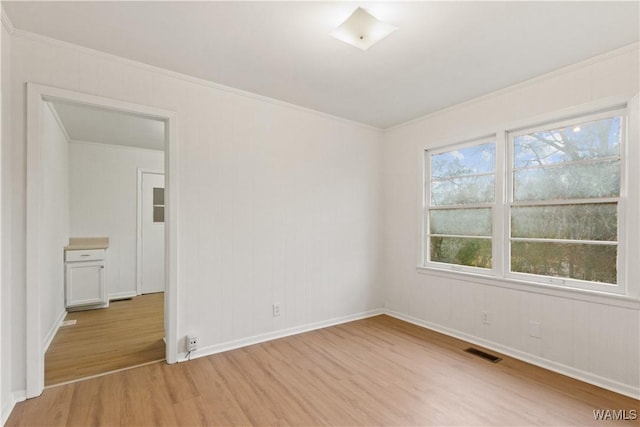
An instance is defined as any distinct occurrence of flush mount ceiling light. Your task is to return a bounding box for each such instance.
[329,7,398,51]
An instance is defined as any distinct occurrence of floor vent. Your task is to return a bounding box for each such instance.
[464,347,502,363]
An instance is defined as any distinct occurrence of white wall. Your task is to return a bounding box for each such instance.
[68,141,164,299]
[5,29,384,397]
[1,21,14,425]
[4,13,637,418]
[39,103,69,348]
[382,45,640,397]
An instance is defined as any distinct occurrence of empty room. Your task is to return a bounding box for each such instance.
[1,1,639,426]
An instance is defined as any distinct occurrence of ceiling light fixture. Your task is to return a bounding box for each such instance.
[329,7,398,51]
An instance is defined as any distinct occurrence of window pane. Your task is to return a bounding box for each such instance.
[430,208,491,236]
[513,159,619,201]
[512,204,617,241]
[511,242,616,284]
[514,116,621,168]
[153,187,165,206]
[153,206,165,223]
[431,174,494,206]
[432,143,495,179]
[430,237,492,268]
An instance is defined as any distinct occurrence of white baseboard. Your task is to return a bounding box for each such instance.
[1,396,15,426]
[1,390,26,425]
[109,291,137,301]
[179,309,384,362]
[384,310,640,400]
[43,308,67,353]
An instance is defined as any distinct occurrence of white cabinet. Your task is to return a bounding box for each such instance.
[65,249,108,310]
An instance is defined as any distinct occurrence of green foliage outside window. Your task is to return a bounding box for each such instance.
[425,113,622,286]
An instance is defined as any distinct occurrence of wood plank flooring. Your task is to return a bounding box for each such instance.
[45,293,165,386]
[10,315,639,426]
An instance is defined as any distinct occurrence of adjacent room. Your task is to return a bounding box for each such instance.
[1,1,639,426]
[42,100,167,386]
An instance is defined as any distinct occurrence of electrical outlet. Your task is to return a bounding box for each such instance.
[186,334,198,351]
[272,303,281,317]
[529,321,541,338]
[481,311,490,325]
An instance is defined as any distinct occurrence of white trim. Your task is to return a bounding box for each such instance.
[0,14,4,427]
[26,82,44,397]
[0,398,14,426]
[69,139,164,154]
[26,83,179,398]
[44,101,71,142]
[384,310,640,399]
[108,291,137,301]
[42,308,66,353]
[416,267,640,310]
[10,27,381,133]
[625,93,640,299]
[136,168,164,296]
[44,359,165,389]
[1,391,25,426]
[180,309,384,362]
[388,42,640,132]
[1,7,15,35]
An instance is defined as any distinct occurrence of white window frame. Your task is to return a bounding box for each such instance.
[419,96,637,299]
[504,108,626,295]
[422,136,497,276]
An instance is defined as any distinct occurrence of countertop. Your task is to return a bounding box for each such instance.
[65,237,109,250]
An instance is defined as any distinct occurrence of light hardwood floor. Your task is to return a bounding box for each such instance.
[10,315,638,426]
[45,293,165,386]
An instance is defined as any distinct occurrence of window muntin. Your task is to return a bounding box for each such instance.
[426,141,495,270]
[422,107,627,294]
[509,113,623,286]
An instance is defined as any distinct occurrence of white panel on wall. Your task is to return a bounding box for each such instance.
[68,141,164,298]
[50,46,78,91]
[123,64,153,107]
[75,52,99,95]
[97,58,124,100]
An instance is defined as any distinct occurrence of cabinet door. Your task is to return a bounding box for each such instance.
[65,261,106,307]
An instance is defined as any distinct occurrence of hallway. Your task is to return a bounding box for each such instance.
[45,293,165,386]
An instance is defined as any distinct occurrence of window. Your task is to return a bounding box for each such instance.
[422,107,627,294]
[153,187,165,223]
[425,140,495,270]
[509,112,622,285]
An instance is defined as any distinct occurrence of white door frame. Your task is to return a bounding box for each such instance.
[136,168,164,295]
[26,83,179,398]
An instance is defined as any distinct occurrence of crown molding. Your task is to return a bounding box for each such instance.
[387,41,640,133]
[9,26,382,133]
[1,7,15,34]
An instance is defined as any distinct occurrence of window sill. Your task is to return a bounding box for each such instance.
[416,266,640,310]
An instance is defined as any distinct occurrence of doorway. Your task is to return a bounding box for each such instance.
[26,83,178,398]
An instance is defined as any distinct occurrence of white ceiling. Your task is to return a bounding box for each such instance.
[50,101,165,150]
[5,1,639,129]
